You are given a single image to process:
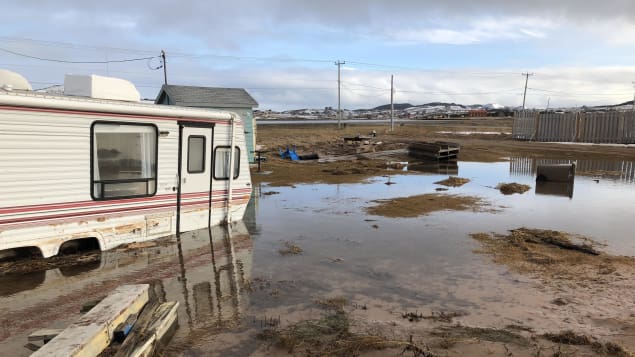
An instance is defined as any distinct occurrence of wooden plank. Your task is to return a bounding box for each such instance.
[114,301,180,357]
[28,328,64,342]
[32,284,149,357]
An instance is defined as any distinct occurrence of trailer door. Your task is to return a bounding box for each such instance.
[177,123,214,234]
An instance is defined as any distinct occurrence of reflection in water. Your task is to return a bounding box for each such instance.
[0,222,252,355]
[0,271,46,297]
[535,181,575,198]
[408,160,459,175]
[168,223,251,334]
[244,189,260,235]
[510,157,635,183]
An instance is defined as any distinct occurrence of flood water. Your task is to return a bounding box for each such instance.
[1,157,634,356]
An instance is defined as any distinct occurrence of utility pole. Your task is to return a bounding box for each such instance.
[161,50,167,85]
[632,81,635,111]
[335,60,345,129]
[390,74,394,132]
[521,72,534,110]
[546,97,551,110]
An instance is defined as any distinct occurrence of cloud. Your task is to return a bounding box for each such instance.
[384,17,555,45]
[2,1,635,110]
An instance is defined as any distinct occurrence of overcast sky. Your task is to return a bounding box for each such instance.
[2,1,635,110]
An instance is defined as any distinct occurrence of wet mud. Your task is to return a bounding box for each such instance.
[365,193,492,218]
[470,228,635,284]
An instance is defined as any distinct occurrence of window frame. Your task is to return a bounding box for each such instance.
[187,135,206,174]
[213,145,241,180]
[90,120,159,201]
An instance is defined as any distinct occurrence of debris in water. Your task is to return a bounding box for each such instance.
[434,176,470,187]
[470,228,635,284]
[278,241,303,255]
[543,330,591,345]
[257,309,436,357]
[431,325,530,347]
[496,182,531,195]
[262,191,280,196]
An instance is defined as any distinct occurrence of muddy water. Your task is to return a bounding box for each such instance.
[0,158,634,356]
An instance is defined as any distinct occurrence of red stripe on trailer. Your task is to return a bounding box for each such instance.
[0,195,251,227]
[0,188,252,214]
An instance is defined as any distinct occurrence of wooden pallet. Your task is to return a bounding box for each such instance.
[408,141,460,160]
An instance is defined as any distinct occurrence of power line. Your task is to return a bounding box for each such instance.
[0,46,158,64]
[0,36,159,55]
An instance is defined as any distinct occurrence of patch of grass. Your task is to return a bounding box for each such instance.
[432,325,530,347]
[496,182,531,195]
[434,176,470,187]
[279,241,303,255]
[258,310,437,356]
[315,296,348,310]
[543,330,591,345]
[468,228,635,285]
[592,341,633,357]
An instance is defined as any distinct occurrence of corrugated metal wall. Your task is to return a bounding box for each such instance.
[512,110,635,144]
[509,157,635,183]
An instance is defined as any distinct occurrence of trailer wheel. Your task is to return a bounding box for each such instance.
[58,238,100,256]
[0,246,43,262]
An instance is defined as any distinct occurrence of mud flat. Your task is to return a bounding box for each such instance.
[470,228,635,285]
[365,193,492,218]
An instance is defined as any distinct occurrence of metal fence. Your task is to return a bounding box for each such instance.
[512,110,635,144]
[510,157,635,183]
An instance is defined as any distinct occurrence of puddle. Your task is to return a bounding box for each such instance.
[0,157,634,356]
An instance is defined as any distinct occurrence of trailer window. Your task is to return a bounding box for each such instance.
[213,146,240,180]
[91,122,158,200]
[187,136,206,173]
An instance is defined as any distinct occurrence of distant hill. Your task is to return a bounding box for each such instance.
[417,102,464,108]
[372,103,413,110]
[607,100,633,107]
[372,102,469,110]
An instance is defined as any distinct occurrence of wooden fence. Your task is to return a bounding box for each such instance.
[513,111,635,144]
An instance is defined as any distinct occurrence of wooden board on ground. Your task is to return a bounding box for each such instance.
[28,328,63,342]
[31,284,150,357]
[114,301,180,357]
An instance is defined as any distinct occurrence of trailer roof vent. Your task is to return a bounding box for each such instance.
[0,69,32,91]
[64,74,140,102]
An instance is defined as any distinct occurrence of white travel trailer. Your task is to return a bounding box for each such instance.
[0,71,252,258]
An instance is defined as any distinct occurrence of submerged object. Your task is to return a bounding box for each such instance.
[536,163,576,182]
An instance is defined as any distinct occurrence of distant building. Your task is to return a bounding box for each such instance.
[468,109,488,117]
[155,85,259,162]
